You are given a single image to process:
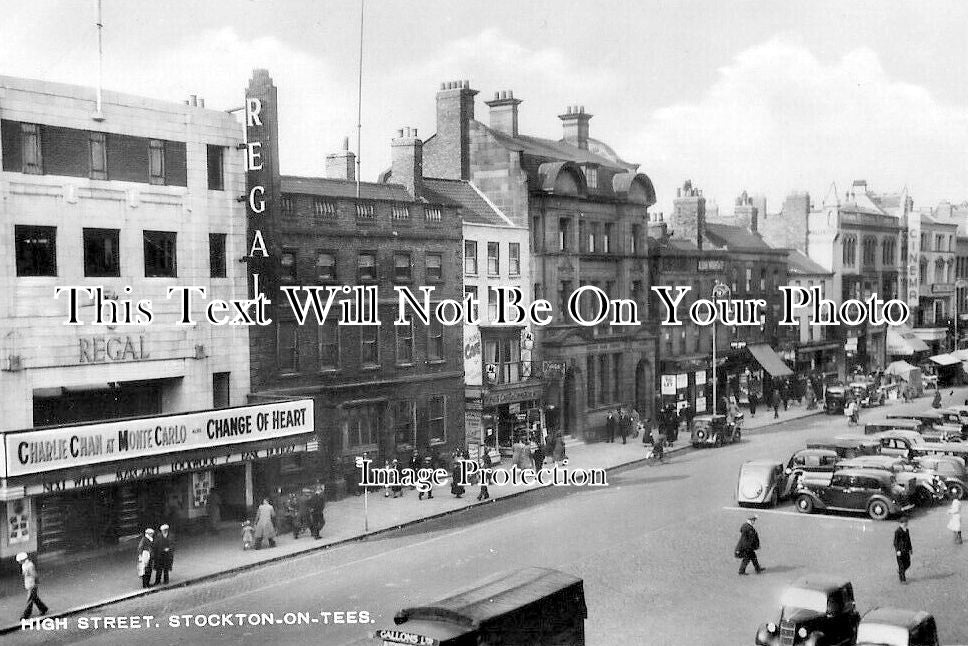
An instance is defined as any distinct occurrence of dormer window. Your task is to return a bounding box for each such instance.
[584,166,598,189]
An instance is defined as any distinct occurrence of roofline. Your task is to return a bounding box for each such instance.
[468,181,519,227]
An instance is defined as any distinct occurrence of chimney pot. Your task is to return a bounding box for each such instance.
[440,82,446,90]
[494,92,500,100]
[508,90,513,98]
[463,80,469,89]
[183,100,189,105]
[413,128,418,138]
[342,136,349,151]
[397,128,404,138]
[189,94,197,107]
[199,98,205,108]
[579,105,585,113]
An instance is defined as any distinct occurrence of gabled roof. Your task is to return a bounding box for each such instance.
[421,178,514,227]
[481,125,636,172]
[787,250,832,276]
[703,222,779,252]
[281,175,413,202]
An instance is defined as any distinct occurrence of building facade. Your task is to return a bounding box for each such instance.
[244,72,464,493]
[0,75,270,562]
[422,82,658,438]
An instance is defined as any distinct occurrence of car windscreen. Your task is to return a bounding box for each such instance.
[856,622,909,645]
[779,588,828,614]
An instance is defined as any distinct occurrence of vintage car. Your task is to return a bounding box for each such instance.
[875,430,968,460]
[824,384,848,415]
[794,468,914,520]
[913,454,967,499]
[864,420,924,436]
[835,456,947,506]
[934,409,968,438]
[690,414,740,448]
[807,436,881,459]
[850,381,885,407]
[886,412,965,441]
[755,575,860,646]
[736,460,787,507]
[856,607,940,646]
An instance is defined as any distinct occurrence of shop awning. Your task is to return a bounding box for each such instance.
[887,328,930,356]
[747,344,793,378]
[929,353,960,366]
[885,360,917,377]
[951,349,968,361]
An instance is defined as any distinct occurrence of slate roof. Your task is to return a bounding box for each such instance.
[787,250,832,276]
[421,178,513,227]
[281,175,413,202]
[482,125,637,171]
[703,222,779,252]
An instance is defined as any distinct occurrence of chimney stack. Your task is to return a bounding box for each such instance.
[670,180,706,251]
[559,104,592,150]
[326,136,356,181]
[391,126,423,198]
[485,89,522,137]
[429,79,478,180]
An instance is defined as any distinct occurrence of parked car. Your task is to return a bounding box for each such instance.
[794,468,914,520]
[856,607,940,646]
[886,412,964,441]
[754,574,860,646]
[825,384,848,415]
[913,454,968,500]
[850,381,885,407]
[835,455,947,506]
[807,436,881,459]
[865,420,924,436]
[875,430,968,460]
[934,409,968,439]
[736,460,787,507]
[690,414,740,448]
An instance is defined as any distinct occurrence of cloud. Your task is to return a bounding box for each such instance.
[632,35,968,214]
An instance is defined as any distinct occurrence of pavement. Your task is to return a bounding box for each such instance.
[0,397,831,633]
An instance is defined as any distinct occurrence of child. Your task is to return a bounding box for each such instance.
[241,520,254,550]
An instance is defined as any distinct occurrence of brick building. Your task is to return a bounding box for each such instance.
[421,82,658,437]
[0,75,272,562]
[244,72,464,493]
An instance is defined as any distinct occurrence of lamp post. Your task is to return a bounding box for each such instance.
[711,281,732,414]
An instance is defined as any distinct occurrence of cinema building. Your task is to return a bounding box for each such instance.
[0,76,315,563]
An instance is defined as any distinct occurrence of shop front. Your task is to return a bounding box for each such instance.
[481,382,545,455]
[0,399,315,562]
[794,341,844,382]
[659,357,712,415]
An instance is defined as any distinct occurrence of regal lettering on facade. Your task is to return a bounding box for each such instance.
[78,335,149,363]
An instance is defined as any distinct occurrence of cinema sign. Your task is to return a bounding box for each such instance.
[2,399,314,478]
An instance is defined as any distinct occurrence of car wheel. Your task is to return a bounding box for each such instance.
[733,430,742,444]
[795,494,814,514]
[949,483,966,500]
[867,499,889,521]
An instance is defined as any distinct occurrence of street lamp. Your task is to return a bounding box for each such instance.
[711,281,732,414]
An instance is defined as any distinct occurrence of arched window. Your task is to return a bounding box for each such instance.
[843,236,857,266]
[919,258,927,283]
[862,237,877,266]
[935,258,945,283]
[881,239,895,266]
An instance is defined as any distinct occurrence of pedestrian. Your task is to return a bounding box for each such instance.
[748,391,758,417]
[771,391,780,419]
[735,515,764,575]
[780,380,789,411]
[136,528,156,588]
[286,491,300,537]
[296,488,313,536]
[894,517,913,582]
[253,497,277,549]
[409,450,421,490]
[476,453,491,501]
[948,499,962,545]
[552,431,567,465]
[17,552,48,620]
[451,456,466,499]
[391,460,403,498]
[418,455,435,500]
[241,520,254,550]
[932,390,942,409]
[606,410,617,443]
[532,440,546,471]
[153,524,173,585]
[309,485,326,539]
[205,488,222,535]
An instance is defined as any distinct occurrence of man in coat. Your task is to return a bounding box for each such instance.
[894,517,913,582]
[619,409,631,444]
[309,485,326,539]
[254,497,277,549]
[153,524,174,585]
[17,552,48,620]
[136,528,156,588]
[605,410,617,443]
[735,515,764,575]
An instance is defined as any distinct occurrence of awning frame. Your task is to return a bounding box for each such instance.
[747,344,793,378]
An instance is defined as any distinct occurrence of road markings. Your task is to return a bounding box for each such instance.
[722,506,872,523]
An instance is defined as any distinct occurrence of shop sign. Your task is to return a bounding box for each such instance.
[931,284,954,294]
[463,326,482,386]
[193,471,213,509]
[78,335,149,364]
[542,361,566,380]
[660,375,676,395]
[6,500,29,545]
[482,384,543,407]
[699,259,725,272]
[695,370,706,386]
[676,373,688,389]
[508,403,521,414]
[907,221,920,307]
[23,443,311,496]
[4,399,314,478]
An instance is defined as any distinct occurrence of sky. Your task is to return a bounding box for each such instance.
[3,0,967,216]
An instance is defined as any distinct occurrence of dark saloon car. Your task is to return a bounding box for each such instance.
[736,460,787,507]
[856,607,939,646]
[755,575,860,646]
[794,469,914,520]
[913,455,967,500]
[690,414,740,448]
[807,436,881,459]
[824,384,848,415]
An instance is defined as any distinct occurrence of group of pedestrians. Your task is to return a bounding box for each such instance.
[251,485,327,549]
[135,524,174,588]
[605,408,643,444]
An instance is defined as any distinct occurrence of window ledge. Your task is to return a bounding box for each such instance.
[426,359,446,365]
